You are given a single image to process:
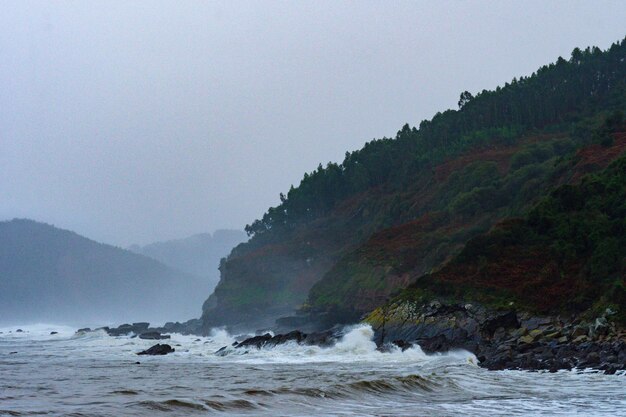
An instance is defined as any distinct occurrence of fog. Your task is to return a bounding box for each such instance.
[1,1,625,247]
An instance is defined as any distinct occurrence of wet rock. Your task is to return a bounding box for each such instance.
[76,328,91,333]
[266,330,306,347]
[50,331,58,335]
[236,333,273,349]
[417,334,453,353]
[482,311,519,337]
[15,329,23,333]
[303,330,339,347]
[392,339,413,351]
[139,331,170,340]
[137,344,175,355]
[108,324,135,336]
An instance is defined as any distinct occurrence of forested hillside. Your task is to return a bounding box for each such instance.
[202,39,626,331]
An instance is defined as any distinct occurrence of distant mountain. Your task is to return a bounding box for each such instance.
[0,219,203,326]
[128,229,246,293]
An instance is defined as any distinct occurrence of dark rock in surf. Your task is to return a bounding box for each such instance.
[137,344,175,355]
[266,330,305,347]
[392,339,413,351]
[139,331,170,340]
[50,331,58,335]
[236,333,273,349]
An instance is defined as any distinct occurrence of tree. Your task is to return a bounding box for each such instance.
[458,91,474,109]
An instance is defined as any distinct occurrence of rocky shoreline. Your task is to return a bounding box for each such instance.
[79,304,626,374]
[366,300,626,374]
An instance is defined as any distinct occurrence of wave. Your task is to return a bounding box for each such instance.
[209,324,477,366]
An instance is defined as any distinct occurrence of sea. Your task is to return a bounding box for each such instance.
[1,323,625,416]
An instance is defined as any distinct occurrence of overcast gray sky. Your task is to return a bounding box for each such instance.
[1,1,625,246]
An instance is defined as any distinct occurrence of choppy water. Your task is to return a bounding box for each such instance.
[1,324,625,416]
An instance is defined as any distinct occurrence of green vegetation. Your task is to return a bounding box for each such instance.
[245,40,626,237]
[402,153,626,323]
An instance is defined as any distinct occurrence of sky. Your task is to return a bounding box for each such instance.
[1,1,625,247]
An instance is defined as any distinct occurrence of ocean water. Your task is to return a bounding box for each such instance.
[1,324,624,416]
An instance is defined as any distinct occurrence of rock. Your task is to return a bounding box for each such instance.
[418,334,452,353]
[571,325,588,338]
[266,330,305,347]
[482,311,519,336]
[557,336,569,344]
[76,328,91,333]
[139,331,170,340]
[392,339,413,351]
[108,323,157,337]
[519,335,535,344]
[573,335,588,343]
[544,331,561,340]
[528,329,543,338]
[137,344,175,355]
[50,331,58,335]
[108,324,135,336]
[304,330,339,347]
[236,333,273,349]
[15,329,23,333]
[591,317,609,338]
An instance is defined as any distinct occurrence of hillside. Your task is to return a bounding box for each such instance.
[307,129,626,324]
[0,219,200,325]
[201,39,626,331]
[365,152,626,331]
[129,229,246,295]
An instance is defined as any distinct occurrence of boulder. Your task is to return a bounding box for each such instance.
[137,344,175,355]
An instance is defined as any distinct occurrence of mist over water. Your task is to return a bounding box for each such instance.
[1,323,624,416]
